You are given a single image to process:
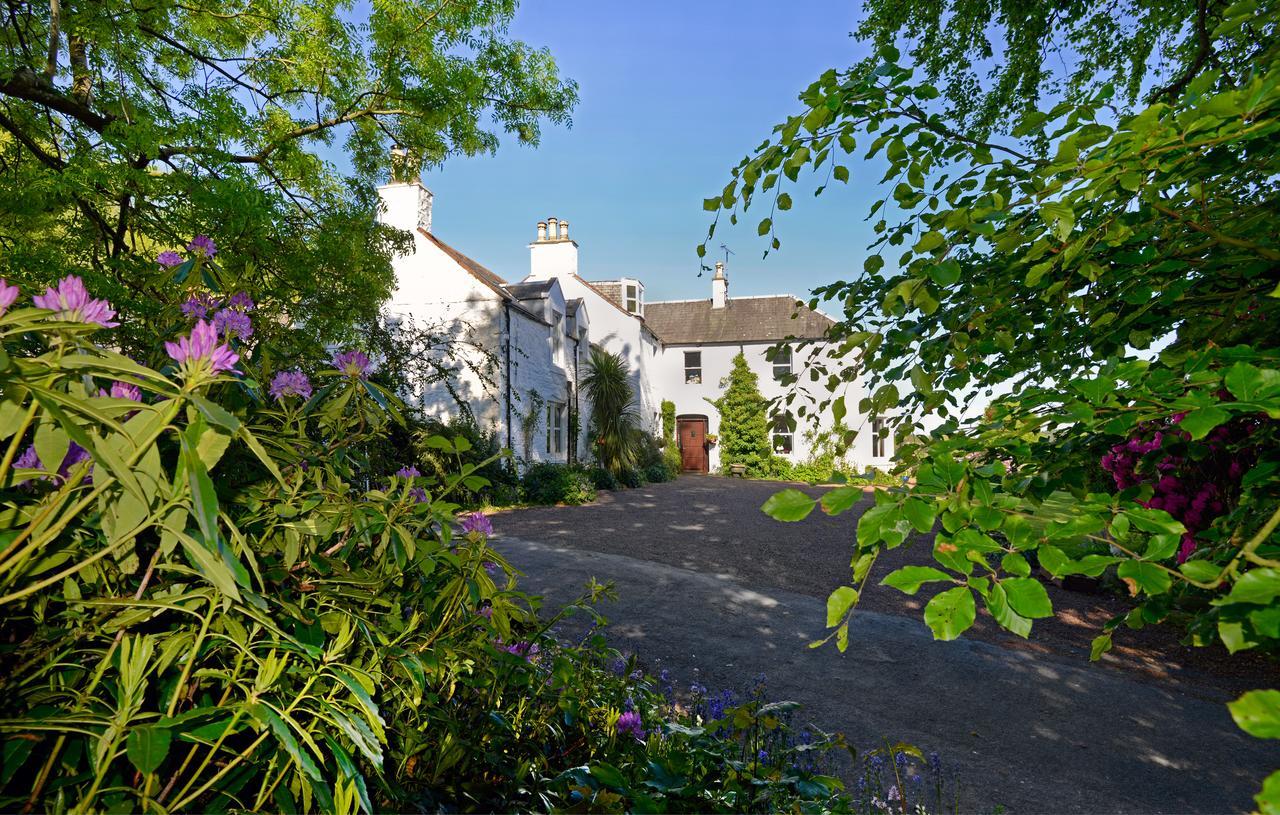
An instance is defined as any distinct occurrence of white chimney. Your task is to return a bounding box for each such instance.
[377,179,433,236]
[712,261,728,308]
[537,221,548,241]
[528,216,578,280]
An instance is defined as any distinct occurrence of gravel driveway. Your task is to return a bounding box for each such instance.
[492,475,1277,814]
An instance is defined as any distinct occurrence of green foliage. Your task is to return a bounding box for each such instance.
[521,462,597,506]
[0,0,577,356]
[589,465,621,491]
[853,0,1273,138]
[412,416,517,507]
[737,0,1280,803]
[661,399,683,478]
[583,348,644,474]
[711,354,774,477]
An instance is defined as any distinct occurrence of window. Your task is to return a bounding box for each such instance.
[871,418,888,458]
[772,418,793,455]
[551,314,563,359]
[772,346,793,380]
[546,403,565,455]
[684,351,702,384]
[624,283,642,315]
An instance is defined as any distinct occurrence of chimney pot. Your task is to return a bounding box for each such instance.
[559,220,569,240]
[537,221,548,241]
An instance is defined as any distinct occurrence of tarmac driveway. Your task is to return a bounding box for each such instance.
[491,475,1277,814]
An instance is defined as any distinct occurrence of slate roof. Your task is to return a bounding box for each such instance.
[505,280,555,299]
[642,296,834,345]
[586,280,625,310]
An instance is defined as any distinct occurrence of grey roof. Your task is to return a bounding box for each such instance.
[505,280,555,299]
[643,296,834,345]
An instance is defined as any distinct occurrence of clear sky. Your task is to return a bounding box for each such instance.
[421,0,882,303]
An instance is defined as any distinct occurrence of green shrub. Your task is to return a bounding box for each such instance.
[711,354,774,477]
[589,466,620,491]
[522,461,597,505]
[660,400,682,478]
[618,468,645,489]
[643,462,671,483]
[412,416,516,506]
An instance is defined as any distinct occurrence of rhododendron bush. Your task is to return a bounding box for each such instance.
[0,258,864,813]
[724,0,1280,808]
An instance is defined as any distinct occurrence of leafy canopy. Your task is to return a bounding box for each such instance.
[720,0,1280,807]
[0,0,577,354]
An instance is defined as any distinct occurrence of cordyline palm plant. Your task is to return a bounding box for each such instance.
[582,347,642,474]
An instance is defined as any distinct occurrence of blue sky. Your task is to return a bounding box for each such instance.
[421,0,882,302]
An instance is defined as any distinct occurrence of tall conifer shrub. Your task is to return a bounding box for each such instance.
[712,353,774,477]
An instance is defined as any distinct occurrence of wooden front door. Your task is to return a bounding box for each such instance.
[678,418,708,473]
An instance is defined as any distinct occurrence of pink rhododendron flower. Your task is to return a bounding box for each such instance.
[33,275,118,327]
[165,319,239,377]
[616,711,645,740]
[332,349,372,378]
[0,278,18,315]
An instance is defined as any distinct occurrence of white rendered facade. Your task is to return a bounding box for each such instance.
[377,180,895,472]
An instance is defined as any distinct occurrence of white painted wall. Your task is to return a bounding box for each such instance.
[378,182,581,466]
[653,340,896,473]
[525,227,661,435]
[378,187,897,477]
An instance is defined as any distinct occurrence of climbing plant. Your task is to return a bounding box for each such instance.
[714,0,1280,808]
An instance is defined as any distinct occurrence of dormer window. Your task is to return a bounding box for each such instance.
[623,280,643,316]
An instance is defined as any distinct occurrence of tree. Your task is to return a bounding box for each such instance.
[711,353,774,477]
[582,347,641,474]
[853,0,1276,138]
[723,0,1280,807]
[0,0,577,354]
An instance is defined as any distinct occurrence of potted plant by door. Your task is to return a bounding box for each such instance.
[705,434,718,446]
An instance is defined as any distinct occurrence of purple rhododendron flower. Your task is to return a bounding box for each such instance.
[499,641,540,661]
[332,349,372,378]
[483,560,500,575]
[15,445,41,470]
[476,605,494,619]
[396,466,422,478]
[213,308,253,340]
[98,381,142,402]
[187,235,217,257]
[226,291,255,311]
[616,711,645,740]
[157,251,184,268]
[269,369,312,401]
[165,319,239,376]
[33,275,119,327]
[0,278,18,314]
[409,487,428,503]
[460,512,493,536]
[180,293,218,321]
[59,443,91,481]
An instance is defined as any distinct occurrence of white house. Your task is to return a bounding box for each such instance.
[376,178,895,473]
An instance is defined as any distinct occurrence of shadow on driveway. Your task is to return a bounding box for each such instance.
[492,475,1278,814]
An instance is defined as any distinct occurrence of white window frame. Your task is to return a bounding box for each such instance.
[684,350,702,384]
[547,403,565,455]
[772,346,793,380]
[624,283,642,316]
[772,418,793,454]
[871,418,888,458]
